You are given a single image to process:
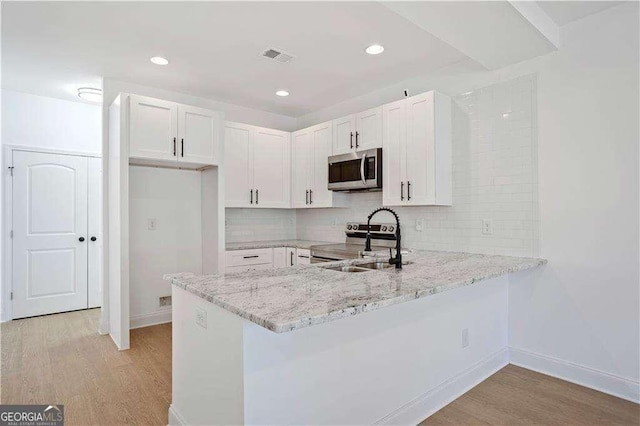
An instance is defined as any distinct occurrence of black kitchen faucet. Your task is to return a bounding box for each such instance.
[364,207,402,269]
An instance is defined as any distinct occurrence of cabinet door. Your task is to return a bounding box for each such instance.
[224,122,253,207]
[286,247,297,266]
[292,129,311,208]
[273,247,287,268]
[296,249,311,265]
[332,114,356,155]
[355,106,382,151]
[405,92,435,205]
[252,127,291,208]
[178,104,219,166]
[382,99,407,206]
[129,95,178,161]
[309,121,333,208]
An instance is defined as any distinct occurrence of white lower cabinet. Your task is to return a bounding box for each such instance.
[296,249,311,265]
[227,246,304,271]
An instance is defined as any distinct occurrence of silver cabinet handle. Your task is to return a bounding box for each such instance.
[360,153,367,185]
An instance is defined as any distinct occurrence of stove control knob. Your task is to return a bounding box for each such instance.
[347,225,353,230]
[388,226,394,232]
[381,226,387,231]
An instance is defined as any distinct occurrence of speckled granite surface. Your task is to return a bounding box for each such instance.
[165,251,546,333]
[226,239,334,251]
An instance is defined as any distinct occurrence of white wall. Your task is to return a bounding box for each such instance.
[295,3,639,398]
[2,90,101,154]
[129,166,202,328]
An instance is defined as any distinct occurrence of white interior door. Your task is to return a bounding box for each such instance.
[178,104,219,166]
[88,157,103,308]
[12,151,89,319]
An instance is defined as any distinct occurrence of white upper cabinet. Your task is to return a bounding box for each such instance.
[178,104,220,165]
[332,107,382,155]
[224,122,290,208]
[129,95,220,167]
[130,95,178,162]
[382,91,452,207]
[224,122,253,208]
[252,127,291,208]
[293,121,334,208]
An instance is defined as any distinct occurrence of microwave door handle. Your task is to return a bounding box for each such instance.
[360,153,367,185]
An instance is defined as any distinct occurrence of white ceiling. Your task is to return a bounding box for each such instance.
[2,1,618,117]
[536,1,624,26]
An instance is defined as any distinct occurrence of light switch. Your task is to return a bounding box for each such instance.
[147,218,157,231]
[416,219,424,232]
[482,219,493,235]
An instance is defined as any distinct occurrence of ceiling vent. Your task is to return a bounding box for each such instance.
[262,48,295,64]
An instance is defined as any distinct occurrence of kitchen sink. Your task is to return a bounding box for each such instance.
[359,261,394,270]
[325,266,371,273]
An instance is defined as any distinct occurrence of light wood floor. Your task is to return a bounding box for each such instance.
[2,310,638,426]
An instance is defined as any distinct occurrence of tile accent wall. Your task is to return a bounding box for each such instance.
[226,208,297,243]
[296,75,540,257]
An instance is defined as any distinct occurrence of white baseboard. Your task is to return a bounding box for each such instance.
[168,404,187,426]
[130,310,172,330]
[509,347,640,403]
[375,348,509,425]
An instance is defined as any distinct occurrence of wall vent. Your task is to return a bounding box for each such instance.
[262,48,295,64]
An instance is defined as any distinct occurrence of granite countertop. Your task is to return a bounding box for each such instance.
[226,239,334,251]
[165,250,546,333]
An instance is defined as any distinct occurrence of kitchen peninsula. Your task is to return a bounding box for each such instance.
[165,251,546,425]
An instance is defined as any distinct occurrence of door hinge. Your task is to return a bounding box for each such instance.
[10,230,13,239]
[8,166,14,177]
[10,292,13,300]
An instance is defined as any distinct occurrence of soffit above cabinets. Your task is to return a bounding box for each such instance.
[2,1,612,117]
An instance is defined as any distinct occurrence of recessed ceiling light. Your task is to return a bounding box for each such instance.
[276,90,289,97]
[150,56,169,65]
[77,87,102,103]
[365,44,384,55]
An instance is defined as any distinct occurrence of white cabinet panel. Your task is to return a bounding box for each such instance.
[129,95,178,161]
[296,248,311,265]
[273,247,287,268]
[309,122,333,207]
[382,100,406,206]
[355,107,382,151]
[226,248,273,267]
[292,130,312,208]
[252,127,291,208]
[88,157,103,308]
[178,104,219,166]
[224,122,253,208]
[332,115,356,155]
[382,91,452,207]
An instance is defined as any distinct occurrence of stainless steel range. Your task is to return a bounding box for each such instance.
[309,222,399,263]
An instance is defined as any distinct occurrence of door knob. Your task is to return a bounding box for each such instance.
[90,236,97,242]
[79,237,85,242]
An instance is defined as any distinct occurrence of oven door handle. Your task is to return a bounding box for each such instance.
[360,153,367,185]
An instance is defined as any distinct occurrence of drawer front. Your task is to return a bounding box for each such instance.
[297,248,311,265]
[226,263,273,274]
[226,248,273,267]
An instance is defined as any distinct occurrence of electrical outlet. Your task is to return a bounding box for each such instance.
[159,296,171,307]
[416,219,424,232]
[195,307,207,329]
[462,328,469,348]
[482,219,493,235]
[147,218,157,231]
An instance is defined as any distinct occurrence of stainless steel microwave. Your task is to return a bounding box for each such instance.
[328,148,382,191]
